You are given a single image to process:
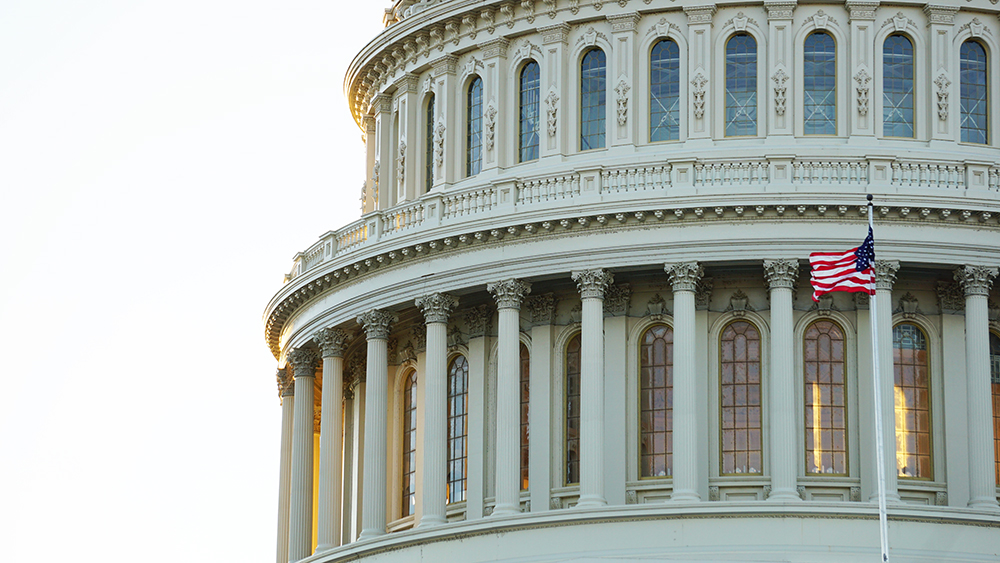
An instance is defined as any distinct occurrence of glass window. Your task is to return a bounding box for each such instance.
[893,323,931,479]
[580,49,606,151]
[650,39,681,142]
[425,93,435,193]
[466,77,483,177]
[803,32,837,135]
[447,355,469,503]
[520,343,530,490]
[804,320,848,475]
[883,35,915,138]
[402,370,417,516]
[721,321,762,475]
[990,332,1000,484]
[519,62,541,162]
[725,33,758,137]
[640,324,674,478]
[960,40,989,145]
[565,333,581,485]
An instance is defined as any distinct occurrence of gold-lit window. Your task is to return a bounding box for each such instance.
[640,324,674,478]
[804,320,847,475]
[893,323,931,479]
[520,343,530,490]
[721,321,762,475]
[447,355,468,503]
[990,331,1000,484]
[402,370,417,516]
[565,334,581,485]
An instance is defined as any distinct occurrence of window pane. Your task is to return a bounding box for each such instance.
[566,334,581,484]
[960,40,988,144]
[402,371,418,516]
[650,39,680,142]
[448,355,469,502]
[883,35,914,138]
[721,321,762,474]
[804,32,836,135]
[466,77,483,176]
[519,62,541,162]
[640,325,674,477]
[893,323,931,478]
[580,49,606,150]
[725,33,758,137]
[425,94,435,193]
[804,321,848,474]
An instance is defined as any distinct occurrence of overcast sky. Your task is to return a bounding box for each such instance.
[0,2,387,560]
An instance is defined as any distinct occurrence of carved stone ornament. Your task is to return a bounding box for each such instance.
[695,277,714,310]
[386,338,398,365]
[569,0,580,15]
[400,340,417,362]
[549,497,562,510]
[462,14,478,40]
[764,258,799,289]
[396,139,406,189]
[488,278,533,309]
[934,74,951,121]
[803,9,835,30]
[725,12,757,32]
[691,73,708,119]
[614,78,630,126]
[625,490,638,504]
[500,3,515,28]
[348,354,367,386]
[433,122,446,168]
[357,309,397,340]
[315,327,350,358]
[764,2,796,20]
[545,90,560,136]
[514,39,540,62]
[958,18,989,38]
[935,491,949,506]
[415,292,459,324]
[873,260,900,291]
[850,486,862,502]
[771,69,789,116]
[578,27,607,47]
[411,323,427,352]
[854,292,870,310]
[645,293,669,318]
[709,486,720,501]
[604,283,632,317]
[936,281,965,314]
[543,0,557,19]
[649,17,680,38]
[726,290,755,317]
[894,292,922,319]
[883,12,913,33]
[666,262,704,293]
[525,293,557,325]
[572,269,615,299]
[481,8,496,34]
[521,0,535,24]
[484,102,498,151]
[955,265,999,297]
[465,305,493,338]
[811,294,838,317]
[447,324,465,348]
[854,68,871,117]
[288,347,318,378]
[569,302,583,324]
[277,367,294,398]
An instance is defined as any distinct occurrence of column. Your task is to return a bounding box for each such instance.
[357,309,397,540]
[464,305,492,519]
[845,1,879,139]
[341,386,355,544]
[315,328,350,551]
[394,74,419,202]
[526,295,556,511]
[606,13,639,147]
[488,279,532,516]
[287,348,318,562]
[956,265,1000,509]
[764,1,796,136]
[430,55,457,189]
[414,293,459,526]
[571,270,614,508]
[872,260,900,501]
[276,369,295,563]
[362,115,377,213]
[373,94,395,209]
[479,38,509,172]
[350,378,366,541]
[538,23,569,158]
[763,259,801,501]
[666,262,703,502]
[684,4,716,141]
[924,5,958,143]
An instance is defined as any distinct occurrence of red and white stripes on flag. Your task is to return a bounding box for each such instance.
[809,249,875,302]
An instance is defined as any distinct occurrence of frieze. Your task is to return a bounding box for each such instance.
[540,23,570,44]
[479,38,510,59]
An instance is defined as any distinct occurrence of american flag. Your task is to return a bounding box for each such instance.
[809,227,876,301]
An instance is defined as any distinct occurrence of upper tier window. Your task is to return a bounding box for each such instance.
[883,35,915,138]
[650,39,681,143]
[960,40,988,145]
[803,31,837,135]
[725,33,758,137]
[425,94,435,193]
[467,77,483,177]
[580,49,607,151]
[519,61,541,162]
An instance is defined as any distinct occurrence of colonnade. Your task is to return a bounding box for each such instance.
[274,262,998,563]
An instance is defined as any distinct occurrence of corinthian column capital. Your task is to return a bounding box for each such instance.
[415,292,459,323]
[873,260,900,291]
[357,309,397,340]
[955,265,999,297]
[572,270,614,300]
[666,262,704,293]
[487,279,532,309]
[277,367,295,398]
[315,327,351,358]
[764,259,799,289]
[288,348,318,378]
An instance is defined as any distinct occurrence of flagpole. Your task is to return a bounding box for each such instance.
[867,194,890,562]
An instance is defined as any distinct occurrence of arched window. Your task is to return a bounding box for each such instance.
[425,93,435,193]
[447,355,469,503]
[803,320,847,475]
[520,342,530,490]
[565,333,582,484]
[960,40,989,145]
[725,33,758,137]
[640,324,674,478]
[893,323,931,479]
[580,49,606,151]
[466,77,483,177]
[883,35,915,138]
[402,370,417,516]
[650,39,681,142]
[803,31,837,135]
[720,320,762,475]
[519,62,541,163]
[989,331,1000,483]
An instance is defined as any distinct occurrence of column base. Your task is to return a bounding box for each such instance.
[766,488,802,502]
[417,514,447,527]
[314,543,338,553]
[670,489,700,502]
[492,502,520,517]
[358,528,386,541]
[868,492,902,504]
[575,494,607,509]
[967,497,1000,511]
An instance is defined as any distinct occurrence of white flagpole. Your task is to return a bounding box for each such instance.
[867,194,890,562]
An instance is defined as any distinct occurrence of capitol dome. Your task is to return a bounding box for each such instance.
[265,1,1000,561]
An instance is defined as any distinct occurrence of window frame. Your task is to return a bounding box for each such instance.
[881,33,917,140]
[649,38,682,144]
[400,369,418,518]
[959,39,990,146]
[424,92,435,194]
[892,321,934,481]
[518,60,541,163]
[802,318,850,477]
[466,76,483,178]
[579,47,607,152]
[564,332,582,486]
[722,32,760,138]
[638,322,675,480]
[802,30,839,137]
[718,318,765,477]
[447,354,469,504]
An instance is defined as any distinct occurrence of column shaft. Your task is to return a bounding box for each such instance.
[667,262,702,502]
[494,306,521,515]
[288,349,317,562]
[276,380,295,563]
[350,382,367,541]
[873,262,900,501]
[341,392,355,544]
[420,321,448,525]
[764,259,800,501]
[359,337,388,539]
[316,353,344,550]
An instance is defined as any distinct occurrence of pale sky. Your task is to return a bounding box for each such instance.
[0,2,387,560]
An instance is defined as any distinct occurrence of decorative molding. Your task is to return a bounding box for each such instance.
[604,283,632,317]
[764,1,796,20]
[935,491,949,506]
[513,40,541,63]
[545,89,560,137]
[958,18,991,38]
[569,0,580,15]
[615,78,630,126]
[725,289,755,317]
[684,4,717,25]
[485,102,498,151]
[854,292,870,310]
[315,327,350,358]
[386,338,398,365]
[666,262,704,293]
[447,324,465,348]
[955,265,999,297]
[431,54,458,77]
[691,73,708,119]
[488,278,533,309]
[645,293,670,319]
[434,121,446,168]
[288,347,318,378]
[648,17,681,37]
[764,259,798,289]
[923,4,958,25]
[411,323,427,352]
[415,292,459,324]
[845,1,879,22]
[463,13,478,40]
[277,367,294,398]
[802,9,836,30]
[695,278,714,310]
[396,139,406,190]
[522,0,536,23]
[462,56,484,80]
[572,269,615,299]
[607,12,641,33]
[810,294,839,317]
[465,304,493,337]
[348,354,367,386]
[481,7,496,34]
[539,23,571,44]
[357,309,397,340]
[577,27,608,47]
[850,486,862,502]
[500,2,516,28]
[724,12,758,31]
[854,68,871,117]
[936,281,965,314]
[772,69,789,116]
[479,38,510,59]
[625,490,638,504]
[525,293,557,325]
[893,292,922,319]
[873,260,900,291]
[934,74,951,122]
[881,11,914,32]
[709,486,720,501]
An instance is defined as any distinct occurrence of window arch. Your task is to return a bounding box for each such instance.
[720,320,762,475]
[402,370,417,516]
[883,34,915,138]
[565,333,582,485]
[466,77,483,177]
[519,61,541,163]
[520,342,530,490]
[803,320,847,475]
[425,93,435,193]
[650,39,681,143]
[640,324,674,478]
[960,40,989,145]
[989,331,1000,483]
[803,31,837,135]
[892,322,931,479]
[725,33,758,137]
[447,355,469,503]
[580,49,606,151]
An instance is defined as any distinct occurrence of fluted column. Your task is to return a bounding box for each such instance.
[414,293,459,526]
[763,259,801,501]
[873,260,900,501]
[357,310,397,540]
[276,369,295,563]
[488,279,532,516]
[315,328,350,551]
[956,265,1000,509]
[288,348,318,562]
[571,269,614,508]
[666,262,703,502]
